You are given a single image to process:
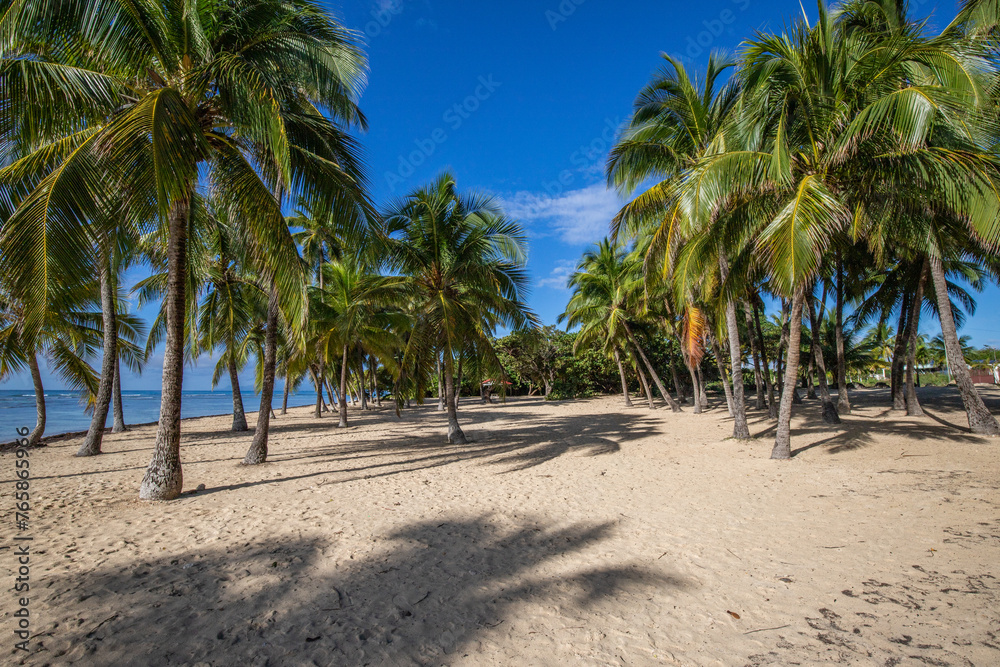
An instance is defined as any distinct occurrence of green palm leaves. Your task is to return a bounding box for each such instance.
[0,0,371,498]
[383,173,537,443]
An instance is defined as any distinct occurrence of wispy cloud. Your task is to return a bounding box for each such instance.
[504,182,622,246]
[537,259,578,290]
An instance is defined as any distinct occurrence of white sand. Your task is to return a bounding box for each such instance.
[2,386,998,666]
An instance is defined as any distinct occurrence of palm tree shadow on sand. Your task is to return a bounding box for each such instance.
[745,387,995,457]
[33,517,687,665]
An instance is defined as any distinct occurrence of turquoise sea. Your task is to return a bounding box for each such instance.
[0,388,316,440]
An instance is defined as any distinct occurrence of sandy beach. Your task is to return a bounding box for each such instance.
[2,386,998,666]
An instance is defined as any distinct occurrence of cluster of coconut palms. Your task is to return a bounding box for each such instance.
[0,0,534,500]
[565,0,1000,457]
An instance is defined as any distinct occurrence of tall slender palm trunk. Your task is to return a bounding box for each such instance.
[27,352,46,447]
[835,257,851,414]
[437,356,445,411]
[614,348,633,407]
[891,296,909,411]
[671,364,685,404]
[443,351,466,444]
[338,345,349,428]
[753,299,778,418]
[282,369,290,415]
[140,197,190,500]
[744,302,766,410]
[78,246,117,457]
[243,285,279,465]
[711,335,735,417]
[928,255,999,435]
[718,256,750,438]
[229,356,248,431]
[625,322,682,412]
[807,294,840,424]
[772,289,805,459]
[904,258,928,417]
[635,361,655,409]
[684,355,702,413]
[112,357,128,433]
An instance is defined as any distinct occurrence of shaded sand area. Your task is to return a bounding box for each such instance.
[2,387,999,666]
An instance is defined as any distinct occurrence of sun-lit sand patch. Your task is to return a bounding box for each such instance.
[2,386,998,666]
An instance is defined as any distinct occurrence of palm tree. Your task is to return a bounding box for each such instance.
[671,1,1000,456]
[606,53,747,435]
[0,287,99,446]
[383,173,537,444]
[560,239,682,412]
[197,214,267,432]
[311,257,406,429]
[0,0,371,498]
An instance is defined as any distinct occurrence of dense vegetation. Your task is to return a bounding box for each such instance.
[2,0,999,501]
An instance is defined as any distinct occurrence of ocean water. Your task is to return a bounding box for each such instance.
[0,388,317,439]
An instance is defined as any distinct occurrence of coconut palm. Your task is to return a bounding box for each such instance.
[0,0,372,498]
[310,257,407,429]
[0,286,99,446]
[560,239,683,412]
[668,0,1000,456]
[383,173,537,444]
[606,53,748,435]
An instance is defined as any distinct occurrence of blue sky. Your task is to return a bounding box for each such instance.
[9,0,1000,391]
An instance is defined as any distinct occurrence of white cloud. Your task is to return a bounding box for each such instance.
[504,182,622,246]
[537,259,577,290]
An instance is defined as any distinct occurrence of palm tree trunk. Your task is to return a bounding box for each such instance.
[437,355,445,411]
[244,285,278,465]
[443,350,466,444]
[928,255,999,434]
[891,295,909,411]
[614,348,633,408]
[684,355,702,414]
[454,353,464,409]
[358,353,368,410]
[671,364,686,404]
[744,301,766,410]
[753,299,778,418]
[313,359,326,418]
[338,345,349,428]
[635,361,655,409]
[140,196,190,500]
[112,356,127,433]
[624,322,681,412]
[772,289,806,459]
[835,256,851,414]
[711,335,735,417]
[311,367,323,418]
[372,355,381,407]
[78,246,116,457]
[806,359,817,400]
[718,255,750,437]
[281,369,290,415]
[229,355,248,431]
[27,352,45,447]
[807,293,840,424]
[905,258,928,417]
[776,299,789,396]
